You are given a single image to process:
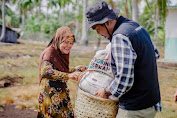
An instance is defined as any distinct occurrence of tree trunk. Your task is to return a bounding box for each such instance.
[0,0,6,41]
[46,7,49,21]
[125,0,129,18]
[58,8,61,23]
[38,1,41,17]
[74,0,80,42]
[154,7,159,41]
[61,8,65,26]
[95,34,101,51]
[109,0,115,9]
[132,0,139,23]
[22,11,25,33]
[80,0,88,46]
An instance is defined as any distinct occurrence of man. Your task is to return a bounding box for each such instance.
[86,1,161,118]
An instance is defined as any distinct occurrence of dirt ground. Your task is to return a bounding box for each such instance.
[0,41,177,118]
[0,105,37,118]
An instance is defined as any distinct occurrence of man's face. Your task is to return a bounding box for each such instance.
[92,24,110,39]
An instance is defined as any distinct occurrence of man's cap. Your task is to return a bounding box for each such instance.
[86,1,120,30]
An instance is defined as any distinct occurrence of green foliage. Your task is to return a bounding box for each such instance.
[40,19,62,34]
[10,15,20,27]
[63,11,76,24]
[20,0,33,13]
[0,3,20,27]
[25,17,41,32]
[0,2,1,18]
[50,20,62,33]
[157,0,167,21]
[140,1,166,44]
[40,21,51,34]
[157,26,165,44]
[5,15,20,28]
[5,15,11,26]
[25,15,62,34]
[140,2,154,36]
[113,0,132,19]
[47,0,72,9]
[76,5,83,22]
[5,5,14,16]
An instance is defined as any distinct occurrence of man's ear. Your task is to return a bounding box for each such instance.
[105,21,111,27]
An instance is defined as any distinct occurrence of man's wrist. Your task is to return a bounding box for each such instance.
[104,88,111,97]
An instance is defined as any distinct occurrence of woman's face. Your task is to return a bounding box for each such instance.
[59,38,74,54]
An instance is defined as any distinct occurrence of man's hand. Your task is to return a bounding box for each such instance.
[95,88,112,99]
[95,89,108,99]
[174,89,177,102]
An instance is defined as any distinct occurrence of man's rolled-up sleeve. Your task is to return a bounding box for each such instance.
[108,34,137,98]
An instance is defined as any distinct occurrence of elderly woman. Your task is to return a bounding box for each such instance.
[38,26,85,118]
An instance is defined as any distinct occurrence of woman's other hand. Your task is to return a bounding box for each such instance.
[68,72,81,81]
[75,65,87,72]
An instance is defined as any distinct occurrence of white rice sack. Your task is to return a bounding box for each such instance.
[79,43,118,100]
[79,71,117,100]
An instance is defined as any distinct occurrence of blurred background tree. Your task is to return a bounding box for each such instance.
[0,0,174,45]
[0,0,6,41]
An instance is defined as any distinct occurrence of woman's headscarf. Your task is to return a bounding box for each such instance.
[39,26,74,82]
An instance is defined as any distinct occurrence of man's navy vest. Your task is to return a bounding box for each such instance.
[111,16,161,110]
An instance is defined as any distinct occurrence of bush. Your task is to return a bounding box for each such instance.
[25,17,41,32]
[157,26,165,45]
[40,21,50,34]
[11,15,20,28]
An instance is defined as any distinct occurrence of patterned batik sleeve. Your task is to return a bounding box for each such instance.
[41,61,69,82]
[108,34,137,98]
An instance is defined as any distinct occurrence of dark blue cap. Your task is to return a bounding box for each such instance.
[86,1,120,30]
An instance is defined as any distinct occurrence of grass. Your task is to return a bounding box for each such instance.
[0,41,177,117]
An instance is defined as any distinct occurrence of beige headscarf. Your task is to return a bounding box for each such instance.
[39,26,74,82]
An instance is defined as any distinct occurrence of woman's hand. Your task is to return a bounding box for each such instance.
[68,71,81,81]
[75,65,87,72]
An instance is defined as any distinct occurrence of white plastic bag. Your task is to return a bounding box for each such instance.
[88,43,113,77]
